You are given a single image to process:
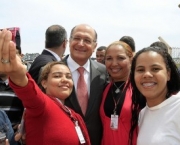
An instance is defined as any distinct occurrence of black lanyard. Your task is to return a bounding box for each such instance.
[111,84,126,115]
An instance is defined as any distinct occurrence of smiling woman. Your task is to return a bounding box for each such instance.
[38,62,73,103]
[100,41,137,145]
[0,29,91,145]
[130,46,180,145]
[11,61,91,145]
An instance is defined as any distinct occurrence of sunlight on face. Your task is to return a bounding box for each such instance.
[42,64,73,103]
[69,24,97,66]
[134,51,170,107]
[105,45,132,82]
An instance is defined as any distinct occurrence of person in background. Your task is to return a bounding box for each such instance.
[120,36,136,56]
[150,41,168,53]
[129,46,180,145]
[0,109,18,145]
[96,46,107,64]
[0,72,13,92]
[0,29,90,144]
[100,41,138,145]
[29,24,68,83]
[64,24,107,145]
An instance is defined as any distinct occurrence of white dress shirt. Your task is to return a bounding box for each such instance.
[67,55,90,97]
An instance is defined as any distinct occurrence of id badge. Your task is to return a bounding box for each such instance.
[75,121,86,144]
[110,114,119,130]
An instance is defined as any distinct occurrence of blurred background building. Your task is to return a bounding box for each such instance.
[23,53,39,63]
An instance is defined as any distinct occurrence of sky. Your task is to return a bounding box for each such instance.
[0,0,180,57]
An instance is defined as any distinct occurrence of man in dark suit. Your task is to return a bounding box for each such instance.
[28,24,67,83]
[64,24,107,145]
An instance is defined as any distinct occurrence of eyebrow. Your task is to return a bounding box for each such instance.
[105,54,126,57]
[73,35,92,39]
[52,72,71,75]
[136,64,161,68]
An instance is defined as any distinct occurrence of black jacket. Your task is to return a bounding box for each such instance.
[28,49,57,83]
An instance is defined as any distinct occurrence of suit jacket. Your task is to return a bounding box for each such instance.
[63,55,107,145]
[28,50,57,83]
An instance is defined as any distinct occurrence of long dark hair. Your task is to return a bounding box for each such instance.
[128,46,180,145]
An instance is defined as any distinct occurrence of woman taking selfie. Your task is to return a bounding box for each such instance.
[0,29,90,145]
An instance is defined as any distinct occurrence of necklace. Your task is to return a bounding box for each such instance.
[114,82,125,94]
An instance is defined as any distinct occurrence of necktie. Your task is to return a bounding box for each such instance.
[77,67,88,115]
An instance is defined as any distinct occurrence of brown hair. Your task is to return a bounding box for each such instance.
[105,41,133,58]
[38,61,70,93]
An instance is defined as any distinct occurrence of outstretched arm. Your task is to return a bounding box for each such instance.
[0,29,28,87]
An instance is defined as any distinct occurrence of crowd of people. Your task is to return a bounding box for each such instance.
[0,23,180,145]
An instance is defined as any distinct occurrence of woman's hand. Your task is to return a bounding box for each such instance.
[0,29,28,87]
[14,125,26,145]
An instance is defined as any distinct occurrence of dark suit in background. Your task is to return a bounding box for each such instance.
[28,50,57,83]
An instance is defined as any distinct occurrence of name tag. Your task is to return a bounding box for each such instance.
[75,121,86,144]
[110,114,119,130]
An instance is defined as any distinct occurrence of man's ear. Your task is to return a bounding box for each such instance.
[93,42,97,52]
[63,40,68,48]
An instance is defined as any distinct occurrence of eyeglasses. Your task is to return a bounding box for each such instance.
[71,36,96,45]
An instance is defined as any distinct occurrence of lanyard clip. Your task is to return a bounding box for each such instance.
[113,110,116,116]
[75,121,79,126]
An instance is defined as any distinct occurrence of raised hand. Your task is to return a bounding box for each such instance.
[0,29,28,87]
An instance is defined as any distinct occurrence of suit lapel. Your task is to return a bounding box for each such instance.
[85,60,102,117]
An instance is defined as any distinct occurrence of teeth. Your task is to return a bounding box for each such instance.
[143,83,154,87]
[111,69,120,73]
[59,85,68,88]
[76,48,86,52]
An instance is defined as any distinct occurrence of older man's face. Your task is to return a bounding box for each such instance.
[69,24,97,66]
